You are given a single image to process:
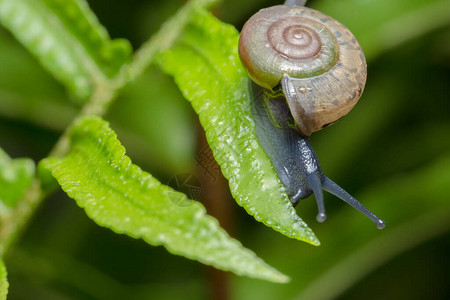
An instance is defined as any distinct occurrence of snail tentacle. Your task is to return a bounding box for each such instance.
[322,177,386,229]
[242,3,385,229]
[251,82,384,229]
[306,173,327,222]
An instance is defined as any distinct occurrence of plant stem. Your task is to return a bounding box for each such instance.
[51,0,221,158]
[196,122,233,300]
[0,0,221,258]
[115,0,220,88]
[49,82,116,158]
[0,180,42,257]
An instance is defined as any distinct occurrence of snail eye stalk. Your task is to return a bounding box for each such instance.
[241,2,385,230]
[306,173,327,222]
[321,177,386,229]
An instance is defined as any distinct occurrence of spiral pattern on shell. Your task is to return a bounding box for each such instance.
[268,18,322,59]
[239,5,367,136]
[239,5,352,89]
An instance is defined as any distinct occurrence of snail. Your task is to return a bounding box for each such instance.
[239,0,385,229]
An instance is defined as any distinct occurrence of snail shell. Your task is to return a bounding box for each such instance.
[239,5,367,136]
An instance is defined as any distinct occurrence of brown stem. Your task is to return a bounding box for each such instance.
[195,121,233,300]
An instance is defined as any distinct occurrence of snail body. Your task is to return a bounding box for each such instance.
[240,2,385,229]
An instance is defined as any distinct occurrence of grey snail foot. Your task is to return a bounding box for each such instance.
[242,1,384,230]
[250,82,385,229]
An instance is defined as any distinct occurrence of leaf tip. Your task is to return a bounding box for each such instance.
[273,273,291,284]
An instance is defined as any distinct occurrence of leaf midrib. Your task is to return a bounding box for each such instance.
[26,0,109,85]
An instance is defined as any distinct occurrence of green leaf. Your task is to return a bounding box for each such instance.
[0,148,35,208]
[107,67,197,177]
[292,156,450,300]
[0,260,7,300]
[230,154,450,300]
[157,8,318,245]
[0,0,132,100]
[41,116,289,283]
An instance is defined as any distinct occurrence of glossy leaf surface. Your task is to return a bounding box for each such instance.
[157,8,319,245]
[41,116,289,283]
[0,0,132,100]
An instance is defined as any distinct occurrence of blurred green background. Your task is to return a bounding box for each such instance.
[0,0,449,299]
